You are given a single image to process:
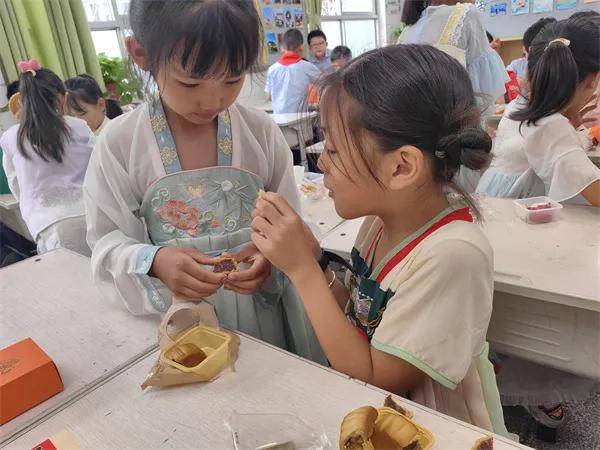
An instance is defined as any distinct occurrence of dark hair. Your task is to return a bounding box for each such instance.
[129,0,261,79]
[401,0,428,26]
[331,46,352,62]
[511,17,600,126]
[17,68,70,163]
[307,30,327,45]
[486,31,494,43]
[569,10,600,20]
[283,28,304,51]
[65,74,103,114]
[105,99,123,119]
[523,17,556,50]
[319,45,491,205]
[6,81,19,101]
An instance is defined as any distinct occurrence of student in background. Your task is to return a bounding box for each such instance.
[266,28,321,114]
[307,30,332,73]
[330,46,352,71]
[477,17,600,206]
[0,60,94,256]
[6,81,20,120]
[308,46,353,106]
[506,17,556,85]
[65,74,123,136]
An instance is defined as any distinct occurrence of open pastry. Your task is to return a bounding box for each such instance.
[383,395,412,418]
[340,406,378,450]
[472,436,493,450]
[213,256,238,274]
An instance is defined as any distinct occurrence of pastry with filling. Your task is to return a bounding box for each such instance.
[472,436,493,450]
[213,257,238,274]
[340,406,378,450]
[383,395,411,417]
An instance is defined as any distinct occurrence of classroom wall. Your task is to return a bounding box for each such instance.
[484,2,599,38]
[383,0,405,44]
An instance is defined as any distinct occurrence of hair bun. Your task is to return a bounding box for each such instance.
[437,127,492,172]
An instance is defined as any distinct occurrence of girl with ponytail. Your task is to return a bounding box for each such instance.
[0,60,95,255]
[477,17,600,205]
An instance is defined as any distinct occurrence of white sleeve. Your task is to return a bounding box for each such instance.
[83,132,169,316]
[265,68,273,94]
[264,118,301,213]
[2,150,19,200]
[525,120,600,203]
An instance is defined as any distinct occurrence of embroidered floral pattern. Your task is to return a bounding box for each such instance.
[186,184,205,198]
[160,146,178,167]
[218,137,233,156]
[150,114,167,134]
[157,200,200,236]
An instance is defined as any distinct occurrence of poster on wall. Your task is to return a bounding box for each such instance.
[490,2,508,15]
[532,0,553,12]
[293,8,304,27]
[510,0,530,15]
[555,0,577,9]
[262,7,274,29]
[265,32,278,54]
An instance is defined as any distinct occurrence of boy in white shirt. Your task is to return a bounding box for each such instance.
[265,29,321,114]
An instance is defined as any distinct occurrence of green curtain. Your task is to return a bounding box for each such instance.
[0,0,104,89]
[303,0,322,32]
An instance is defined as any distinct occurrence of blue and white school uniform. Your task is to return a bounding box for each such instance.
[84,99,326,363]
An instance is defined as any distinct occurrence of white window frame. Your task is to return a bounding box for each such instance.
[320,0,379,51]
[86,0,129,58]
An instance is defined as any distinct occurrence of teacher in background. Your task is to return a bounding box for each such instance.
[398,0,508,112]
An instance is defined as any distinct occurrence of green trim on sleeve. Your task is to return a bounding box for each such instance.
[371,339,458,390]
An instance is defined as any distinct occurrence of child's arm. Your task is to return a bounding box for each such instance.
[581,180,600,206]
[252,193,424,394]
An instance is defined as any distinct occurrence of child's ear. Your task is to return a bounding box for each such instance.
[125,36,148,70]
[98,97,106,111]
[385,145,425,191]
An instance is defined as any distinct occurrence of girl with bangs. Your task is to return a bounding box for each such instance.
[83,0,324,363]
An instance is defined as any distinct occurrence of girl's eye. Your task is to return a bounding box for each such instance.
[179,81,199,88]
[225,78,243,85]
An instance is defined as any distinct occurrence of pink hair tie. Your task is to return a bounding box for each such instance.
[17,59,41,76]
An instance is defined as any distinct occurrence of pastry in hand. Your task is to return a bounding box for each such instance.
[472,436,493,450]
[340,406,378,450]
[213,256,238,274]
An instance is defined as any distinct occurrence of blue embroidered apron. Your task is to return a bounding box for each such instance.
[139,99,325,364]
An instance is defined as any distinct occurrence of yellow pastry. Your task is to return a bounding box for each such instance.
[472,436,493,450]
[339,406,378,450]
[372,408,418,449]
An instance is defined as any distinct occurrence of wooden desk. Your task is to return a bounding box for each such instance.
[320,198,600,378]
[0,250,159,444]
[4,334,531,449]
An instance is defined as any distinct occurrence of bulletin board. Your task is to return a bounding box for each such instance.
[484,0,599,38]
[257,0,308,66]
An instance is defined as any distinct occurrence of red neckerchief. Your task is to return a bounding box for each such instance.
[278,51,302,66]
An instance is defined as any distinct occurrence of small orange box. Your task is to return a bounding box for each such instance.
[0,338,63,425]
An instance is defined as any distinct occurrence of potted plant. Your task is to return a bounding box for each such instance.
[392,24,406,43]
[97,53,141,105]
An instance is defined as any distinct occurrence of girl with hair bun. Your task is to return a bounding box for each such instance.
[251,44,510,436]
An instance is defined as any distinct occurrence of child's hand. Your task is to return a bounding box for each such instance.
[150,247,226,300]
[224,245,272,295]
[251,192,318,279]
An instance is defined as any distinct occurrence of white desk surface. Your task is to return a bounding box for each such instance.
[0,249,159,443]
[0,193,18,210]
[320,198,600,312]
[5,333,530,450]
[302,195,345,240]
[269,111,318,127]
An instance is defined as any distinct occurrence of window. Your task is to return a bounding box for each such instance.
[83,0,129,58]
[320,0,378,57]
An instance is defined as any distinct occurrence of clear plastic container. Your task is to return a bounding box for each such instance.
[513,196,562,224]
